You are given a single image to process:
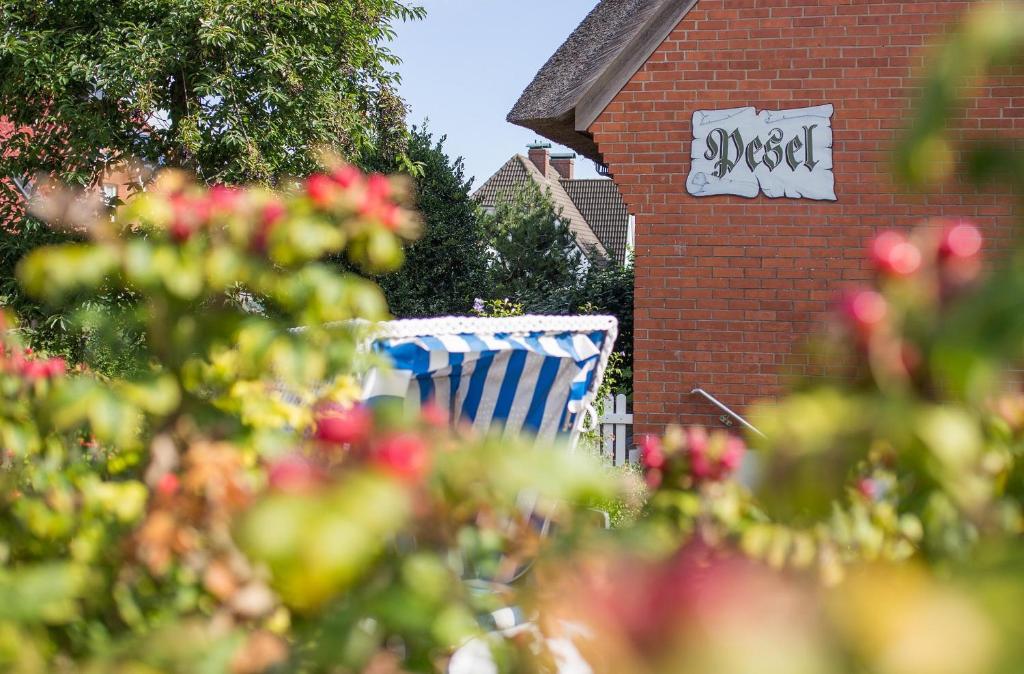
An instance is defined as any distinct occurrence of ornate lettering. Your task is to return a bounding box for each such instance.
[762,128,784,171]
[704,128,745,179]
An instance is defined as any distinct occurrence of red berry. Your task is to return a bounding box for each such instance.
[938,221,983,261]
[306,174,338,208]
[156,473,180,498]
[268,455,323,493]
[639,435,665,470]
[372,432,430,482]
[871,231,921,277]
[314,403,373,446]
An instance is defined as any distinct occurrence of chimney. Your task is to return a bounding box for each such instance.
[527,141,552,177]
[550,152,576,180]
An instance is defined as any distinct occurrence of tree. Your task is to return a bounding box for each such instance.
[481,179,587,308]
[0,0,424,190]
[361,125,489,317]
[0,0,423,368]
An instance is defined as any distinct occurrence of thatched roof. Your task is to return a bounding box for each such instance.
[508,0,698,165]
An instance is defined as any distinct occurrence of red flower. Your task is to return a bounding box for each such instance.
[366,173,391,201]
[314,403,373,447]
[639,435,665,470]
[372,432,430,482]
[168,192,209,242]
[871,230,921,277]
[376,202,402,231]
[252,200,287,252]
[331,164,362,189]
[209,184,241,212]
[156,473,180,498]
[306,174,338,208]
[43,357,66,378]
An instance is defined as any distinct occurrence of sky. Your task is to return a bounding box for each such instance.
[392,0,604,188]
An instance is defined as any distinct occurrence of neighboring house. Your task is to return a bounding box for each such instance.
[1,115,147,229]
[508,0,1024,436]
[473,142,633,265]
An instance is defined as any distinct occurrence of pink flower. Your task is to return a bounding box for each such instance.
[857,478,879,501]
[372,432,430,482]
[719,436,745,474]
[871,230,921,277]
[686,427,714,480]
[314,403,373,447]
[640,435,665,470]
[840,289,888,335]
[938,220,983,261]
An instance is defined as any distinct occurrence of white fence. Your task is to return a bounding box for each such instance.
[599,393,635,466]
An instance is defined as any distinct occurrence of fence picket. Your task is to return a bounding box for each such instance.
[599,392,633,466]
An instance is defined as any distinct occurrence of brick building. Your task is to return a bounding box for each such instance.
[510,0,1023,436]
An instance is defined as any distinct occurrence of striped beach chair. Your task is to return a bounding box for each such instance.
[360,315,618,447]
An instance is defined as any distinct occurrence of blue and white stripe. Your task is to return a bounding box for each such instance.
[362,328,611,443]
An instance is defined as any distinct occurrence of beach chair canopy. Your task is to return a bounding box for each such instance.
[361,315,618,445]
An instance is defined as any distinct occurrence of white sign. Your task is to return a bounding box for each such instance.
[686,105,835,201]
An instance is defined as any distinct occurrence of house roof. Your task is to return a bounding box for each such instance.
[473,155,610,260]
[507,0,698,165]
[560,179,630,263]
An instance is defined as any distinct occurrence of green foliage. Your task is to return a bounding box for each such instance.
[0,0,424,187]
[361,126,490,317]
[480,180,586,307]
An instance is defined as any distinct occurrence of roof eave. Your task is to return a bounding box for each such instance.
[507,0,700,166]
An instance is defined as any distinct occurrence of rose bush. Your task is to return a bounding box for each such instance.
[7,3,1024,673]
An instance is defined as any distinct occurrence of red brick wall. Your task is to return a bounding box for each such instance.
[588,0,1024,437]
